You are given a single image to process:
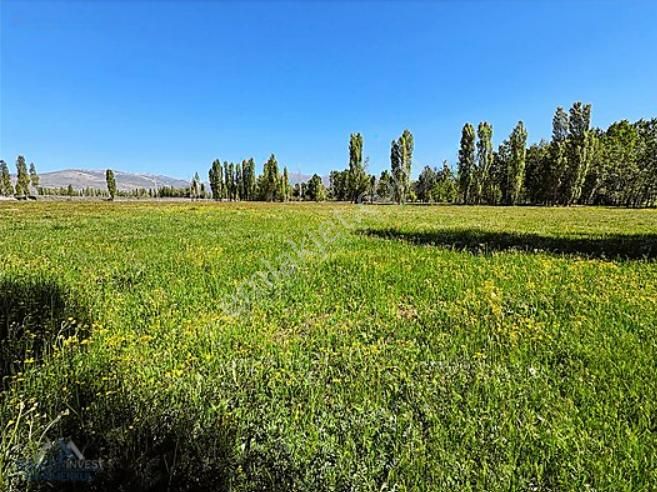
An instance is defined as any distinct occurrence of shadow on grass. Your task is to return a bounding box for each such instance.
[0,277,92,390]
[0,278,239,491]
[359,228,657,260]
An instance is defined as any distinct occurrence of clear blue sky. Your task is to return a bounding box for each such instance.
[1,0,656,179]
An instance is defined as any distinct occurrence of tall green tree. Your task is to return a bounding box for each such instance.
[398,129,414,203]
[191,172,201,200]
[376,170,393,199]
[227,163,236,200]
[235,163,243,200]
[488,143,509,205]
[348,133,369,202]
[223,162,231,200]
[390,139,403,203]
[246,158,257,200]
[106,169,117,200]
[240,160,248,200]
[29,162,39,194]
[0,160,12,196]
[457,123,476,204]
[262,154,280,201]
[414,165,437,202]
[329,170,349,201]
[432,162,459,203]
[15,156,30,197]
[209,159,223,200]
[544,106,570,204]
[634,118,657,207]
[507,121,528,205]
[306,174,326,201]
[281,167,290,201]
[476,122,493,204]
[561,102,593,205]
[524,140,550,204]
[369,174,376,203]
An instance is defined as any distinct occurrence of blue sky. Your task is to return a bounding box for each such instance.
[1,0,656,179]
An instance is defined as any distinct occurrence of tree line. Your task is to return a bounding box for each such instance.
[455,102,656,207]
[0,156,39,198]
[3,101,655,206]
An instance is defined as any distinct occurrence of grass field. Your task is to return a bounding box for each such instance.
[1,202,657,491]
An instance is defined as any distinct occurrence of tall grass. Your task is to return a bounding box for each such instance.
[1,202,656,491]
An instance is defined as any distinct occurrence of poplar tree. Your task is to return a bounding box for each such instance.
[476,122,493,204]
[227,163,236,200]
[262,154,280,201]
[457,123,476,204]
[15,156,30,197]
[235,163,243,200]
[106,169,117,200]
[223,162,230,200]
[399,129,414,203]
[492,140,510,205]
[562,102,593,204]
[29,162,39,193]
[390,139,403,203]
[524,140,550,204]
[546,106,570,204]
[282,167,290,201]
[191,172,201,200]
[507,121,528,205]
[0,160,12,196]
[348,133,368,202]
[209,159,223,200]
[245,158,257,200]
[240,160,248,200]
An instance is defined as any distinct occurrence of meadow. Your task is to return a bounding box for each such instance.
[1,201,656,491]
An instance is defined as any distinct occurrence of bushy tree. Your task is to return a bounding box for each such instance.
[376,170,393,199]
[329,170,349,201]
[431,162,458,203]
[524,140,550,204]
[414,165,437,202]
[306,174,326,201]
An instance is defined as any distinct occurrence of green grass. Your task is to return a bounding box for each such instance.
[1,202,657,491]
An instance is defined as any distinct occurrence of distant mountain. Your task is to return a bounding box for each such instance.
[288,172,330,186]
[287,172,312,185]
[35,169,189,191]
[23,168,330,192]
